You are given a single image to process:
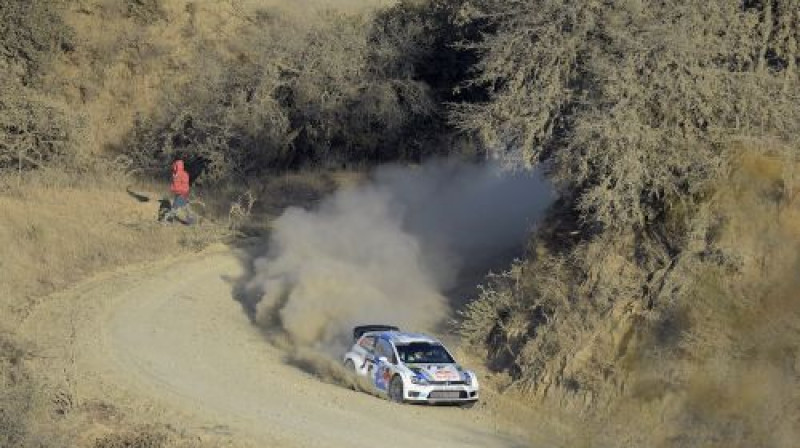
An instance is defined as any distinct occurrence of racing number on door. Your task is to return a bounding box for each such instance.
[374,362,392,390]
[373,338,394,390]
[360,336,376,375]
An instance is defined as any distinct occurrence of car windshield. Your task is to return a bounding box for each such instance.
[396,342,455,364]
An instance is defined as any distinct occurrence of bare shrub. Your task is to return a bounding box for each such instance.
[0,84,82,174]
[227,190,256,232]
[124,0,165,24]
[453,7,800,416]
[371,0,489,104]
[93,427,168,448]
[282,10,435,165]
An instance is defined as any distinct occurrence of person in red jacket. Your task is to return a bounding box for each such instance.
[168,159,190,221]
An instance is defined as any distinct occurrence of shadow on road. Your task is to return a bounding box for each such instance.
[225,239,271,324]
[125,186,152,203]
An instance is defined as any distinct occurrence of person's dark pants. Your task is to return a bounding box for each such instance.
[164,195,188,222]
[172,195,188,210]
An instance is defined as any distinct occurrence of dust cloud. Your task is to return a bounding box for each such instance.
[246,160,553,357]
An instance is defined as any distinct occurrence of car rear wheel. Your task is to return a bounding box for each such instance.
[344,359,358,390]
[389,376,404,403]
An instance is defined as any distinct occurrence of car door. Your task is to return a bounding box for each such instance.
[357,336,377,376]
[373,338,396,391]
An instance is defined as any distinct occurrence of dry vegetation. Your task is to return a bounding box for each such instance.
[0,0,415,446]
[456,1,800,446]
[69,0,462,180]
[3,0,800,446]
[3,0,483,182]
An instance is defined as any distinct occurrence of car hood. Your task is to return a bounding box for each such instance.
[406,363,463,382]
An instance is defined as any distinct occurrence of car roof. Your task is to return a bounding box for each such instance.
[364,330,441,345]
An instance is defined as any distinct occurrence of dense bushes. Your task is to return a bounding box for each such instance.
[456,0,800,231]
[456,1,800,444]
[121,3,483,183]
[0,87,80,173]
[458,0,800,370]
[0,0,73,85]
[0,0,489,181]
[0,1,80,173]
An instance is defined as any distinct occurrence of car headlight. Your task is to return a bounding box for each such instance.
[462,371,473,386]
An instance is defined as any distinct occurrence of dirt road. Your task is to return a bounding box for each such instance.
[18,244,535,447]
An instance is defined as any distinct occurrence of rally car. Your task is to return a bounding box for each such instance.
[343,325,479,406]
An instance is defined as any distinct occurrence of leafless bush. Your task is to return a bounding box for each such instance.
[456,0,800,385]
[0,85,81,174]
[227,190,256,232]
[451,0,799,415]
[124,0,165,24]
[283,10,435,165]
[93,427,168,448]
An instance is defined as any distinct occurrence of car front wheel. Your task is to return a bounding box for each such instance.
[389,376,404,403]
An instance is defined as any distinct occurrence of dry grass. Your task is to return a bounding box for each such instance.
[0,170,224,326]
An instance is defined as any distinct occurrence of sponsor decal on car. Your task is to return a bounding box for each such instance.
[416,365,459,381]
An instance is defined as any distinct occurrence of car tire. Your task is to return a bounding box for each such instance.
[460,400,477,409]
[389,375,404,403]
[344,359,358,391]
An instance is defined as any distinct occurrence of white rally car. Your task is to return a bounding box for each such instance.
[343,325,479,406]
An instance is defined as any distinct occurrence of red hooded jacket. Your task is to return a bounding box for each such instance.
[170,160,190,198]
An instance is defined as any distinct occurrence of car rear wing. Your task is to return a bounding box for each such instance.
[353,325,399,342]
